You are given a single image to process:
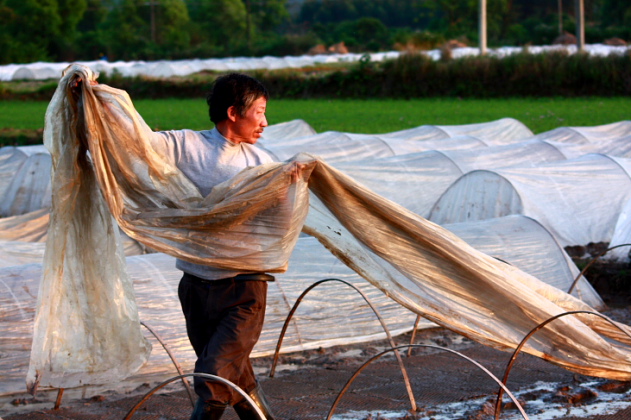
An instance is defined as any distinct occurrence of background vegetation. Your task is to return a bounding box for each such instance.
[2,96,628,146]
[4,50,628,101]
[0,0,630,65]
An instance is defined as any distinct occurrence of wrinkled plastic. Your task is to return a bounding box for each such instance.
[28,64,631,393]
[428,154,631,248]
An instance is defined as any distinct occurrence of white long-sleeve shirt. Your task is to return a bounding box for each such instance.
[151,127,275,280]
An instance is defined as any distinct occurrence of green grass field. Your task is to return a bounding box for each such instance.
[1,97,629,136]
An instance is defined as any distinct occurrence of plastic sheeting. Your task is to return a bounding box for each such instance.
[2,44,628,81]
[380,117,533,145]
[28,64,631,394]
[0,215,602,400]
[444,215,601,307]
[429,153,631,247]
[606,196,631,262]
[0,147,52,218]
[331,139,579,217]
[532,121,631,145]
[259,117,533,164]
[260,119,316,141]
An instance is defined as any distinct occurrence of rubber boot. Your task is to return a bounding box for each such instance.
[233,383,275,420]
[190,397,227,420]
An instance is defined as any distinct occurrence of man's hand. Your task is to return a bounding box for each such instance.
[70,76,98,91]
[290,161,308,183]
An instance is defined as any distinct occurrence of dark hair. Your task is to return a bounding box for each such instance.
[206,73,269,124]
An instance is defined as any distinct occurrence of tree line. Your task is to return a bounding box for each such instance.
[0,0,629,65]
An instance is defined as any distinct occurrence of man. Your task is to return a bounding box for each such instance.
[151,73,277,420]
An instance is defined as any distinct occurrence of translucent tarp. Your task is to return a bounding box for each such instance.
[260,119,316,141]
[0,146,53,218]
[382,117,533,146]
[258,119,533,164]
[429,153,631,247]
[606,196,631,262]
[0,209,49,242]
[0,214,602,401]
[2,44,627,81]
[444,215,601,308]
[27,64,631,395]
[0,152,51,217]
[331,139,576,217]
[532,121,631,144]
[588,135,631,158]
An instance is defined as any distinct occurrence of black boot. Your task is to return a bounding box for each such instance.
[190,397,227,420]
[233,383,275,420]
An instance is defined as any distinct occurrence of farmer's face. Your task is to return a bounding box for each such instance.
[229,96,268,144]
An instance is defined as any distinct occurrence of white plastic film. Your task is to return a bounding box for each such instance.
[28,64,631,394]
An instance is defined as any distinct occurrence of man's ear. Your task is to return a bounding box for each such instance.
[226,106,238,122]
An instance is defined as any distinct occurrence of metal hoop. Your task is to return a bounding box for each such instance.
[493,310,631,419]
[269,278,417,411]
[141,321,196,407]
[567,243,631,294]
[123,373,265,420]
[326,344,529,420]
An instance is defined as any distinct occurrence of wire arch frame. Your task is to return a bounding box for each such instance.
[269,278,417,411]
[493,310,631,420]
[567,243,631,295]
[140,321,196,407]
[326,344,530,420]
[123,373,265,420]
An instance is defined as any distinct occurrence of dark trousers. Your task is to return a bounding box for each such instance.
[178,272,268,405]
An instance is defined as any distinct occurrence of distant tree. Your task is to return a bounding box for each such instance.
[0,0,62,63]
[187,0,247,54]
[423,0,511,44]
[298,0,426,28]
[249,0,290,33]
[299,0,357,25]
[423,0,477,36]
[153,0,191,53]
[74,0,109,60]
[345,17,391,51]
[100,0,190,60]
[53,0,88,60]
[99,0,149,60]
[599,0,631,27]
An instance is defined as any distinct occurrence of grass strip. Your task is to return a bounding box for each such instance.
[1,97,629,145]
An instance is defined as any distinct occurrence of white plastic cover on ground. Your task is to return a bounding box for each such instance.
[532,121,631,144]
[606,196,631,262]
[0,152,51,217]
[261,131,396,163]
[0,214,602,400]
[0,209,148,256]
[377,117,533,145]
[260,119,316,141]
[28,64,631,393]
[0,147,31,200]
[429,153,631,247]
[0,209,49,242]
[2,44,627,81]
[259,118,531,165]
[332,139,576,218]
[349,133,489,154]
[588,135,631,158]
